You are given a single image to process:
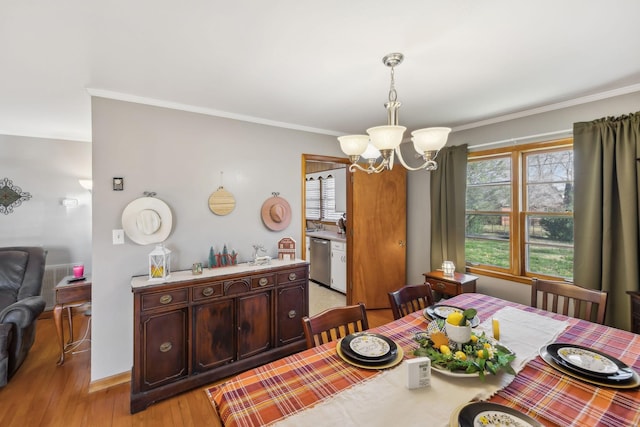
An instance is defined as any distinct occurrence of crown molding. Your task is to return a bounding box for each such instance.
[453,83,640,133]
[85,88,343,137]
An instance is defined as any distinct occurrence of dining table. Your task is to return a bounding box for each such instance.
[207,293,640,427]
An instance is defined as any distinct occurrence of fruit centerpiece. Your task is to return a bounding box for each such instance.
[414,309,516,379]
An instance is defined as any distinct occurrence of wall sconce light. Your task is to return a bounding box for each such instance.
[61,198,79,207]
[79,179,93,192]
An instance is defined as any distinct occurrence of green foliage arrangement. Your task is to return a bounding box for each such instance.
[413,320,516,380]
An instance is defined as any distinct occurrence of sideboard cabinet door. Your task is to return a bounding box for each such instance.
[140,308,188,390]
[237,290,272,359]
[193,298,235,372]
[277,282,307,346]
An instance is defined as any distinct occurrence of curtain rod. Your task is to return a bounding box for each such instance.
[467,129,573,150]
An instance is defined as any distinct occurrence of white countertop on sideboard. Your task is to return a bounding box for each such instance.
[131,259,309,289]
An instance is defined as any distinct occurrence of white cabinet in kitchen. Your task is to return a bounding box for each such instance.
[305,237,310,262]
[330,241,347,293]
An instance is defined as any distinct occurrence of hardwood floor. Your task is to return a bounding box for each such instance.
[0,306,393,426]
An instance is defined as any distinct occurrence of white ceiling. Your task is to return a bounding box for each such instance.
[2,1,640,142]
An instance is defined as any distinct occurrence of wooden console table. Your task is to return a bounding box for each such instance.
[54,276,92,365]
[423,270,478,298]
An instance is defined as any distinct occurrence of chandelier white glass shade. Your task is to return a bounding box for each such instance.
[338,53,451,174]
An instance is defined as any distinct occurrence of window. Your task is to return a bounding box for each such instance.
[465,139,574,281]
[306,178,321,220]
[305,175,344,222]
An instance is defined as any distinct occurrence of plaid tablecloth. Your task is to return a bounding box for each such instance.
[208,293,640,427]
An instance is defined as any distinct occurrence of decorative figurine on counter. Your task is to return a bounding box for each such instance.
[278,237,296,260]
[221,245,229,266]
[252,244,271,265]
[209,246,217,268]
[208,244,239,268]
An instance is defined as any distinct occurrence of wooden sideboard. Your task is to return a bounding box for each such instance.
[130,260,309,413]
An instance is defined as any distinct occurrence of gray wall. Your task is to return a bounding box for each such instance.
[406,90,640,302]
[0,134,92,268]
[91,90,639,381]
[90,98,342,380]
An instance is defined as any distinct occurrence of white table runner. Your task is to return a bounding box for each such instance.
[272,307,569,427]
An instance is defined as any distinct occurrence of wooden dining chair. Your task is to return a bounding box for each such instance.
[531,278,608,324]
[301,303,369,349]
[626,291,640,334]
[387,283,435,320]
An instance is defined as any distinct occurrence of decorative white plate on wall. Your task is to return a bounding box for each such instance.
[122,196,173,245]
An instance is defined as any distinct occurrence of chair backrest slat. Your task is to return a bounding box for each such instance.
[388,284,435,320]
[531,278,608,324]
[301,303,369,349]
[627,291,640,333]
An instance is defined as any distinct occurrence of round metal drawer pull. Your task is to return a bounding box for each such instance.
[159,294,173,304]
[435,282,445,290]
[202,287,214,296]
[288,273,297,281]
[159,342,172,352]
[288,310,297,319]
[259,278,269,286]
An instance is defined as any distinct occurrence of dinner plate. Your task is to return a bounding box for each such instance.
[424,305,480,328]
[336,339,404,370]
[539,345,640,389]
[340,333,398,364]
[456,402,543,427]
[546,343,632,380]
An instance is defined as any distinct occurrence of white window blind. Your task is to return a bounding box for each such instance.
[322,175,343,221]
[305,178,321,220]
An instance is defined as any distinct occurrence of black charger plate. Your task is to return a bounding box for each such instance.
[458,402,542,427]
[339,332,398,365]
[424,305,480,327]
[546,343,634,381]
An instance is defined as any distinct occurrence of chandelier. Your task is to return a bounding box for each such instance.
[338,53,451,174]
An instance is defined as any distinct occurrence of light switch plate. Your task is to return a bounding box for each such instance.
[113,229,125,245]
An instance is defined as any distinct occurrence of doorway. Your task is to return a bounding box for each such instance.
[301,154,349,304]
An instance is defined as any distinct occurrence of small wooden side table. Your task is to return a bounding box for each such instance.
[423,270,478,299]
[54,276,91,365]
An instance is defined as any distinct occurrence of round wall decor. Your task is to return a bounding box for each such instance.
[261,193,291,231]
[122,196,173,245]
[208,187,236,216]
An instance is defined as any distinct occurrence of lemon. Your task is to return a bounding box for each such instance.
[440,345,451,355]
[454,351,467,361]
[446,311,464,325]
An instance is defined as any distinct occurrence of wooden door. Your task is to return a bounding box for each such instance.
[348,165,407,308]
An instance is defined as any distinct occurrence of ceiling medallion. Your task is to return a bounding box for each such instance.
[0,177,32,215]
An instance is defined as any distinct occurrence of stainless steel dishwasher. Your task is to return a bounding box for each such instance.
[310,237,331,286]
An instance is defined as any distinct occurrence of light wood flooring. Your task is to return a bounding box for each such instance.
[0,299,393,426]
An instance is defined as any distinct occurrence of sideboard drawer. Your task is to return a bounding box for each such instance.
[193,282,223,301]
[251,273,275,289]
[141,289,189,312]
[426,278,458,296]
[276,267,307,284]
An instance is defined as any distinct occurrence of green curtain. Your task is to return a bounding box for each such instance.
[573,112,640,331]
[430,144,468,273]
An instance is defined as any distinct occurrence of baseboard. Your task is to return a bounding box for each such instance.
[88,371,131,393]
